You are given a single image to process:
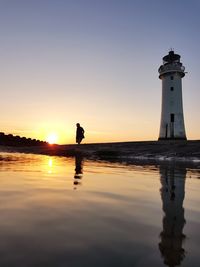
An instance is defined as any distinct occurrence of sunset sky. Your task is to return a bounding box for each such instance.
[0,0,199,144]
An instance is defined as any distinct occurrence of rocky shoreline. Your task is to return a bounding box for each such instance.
[1,140,200,166]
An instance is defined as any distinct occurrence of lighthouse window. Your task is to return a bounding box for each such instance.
[170,76,174,80]
[170,86,174,91]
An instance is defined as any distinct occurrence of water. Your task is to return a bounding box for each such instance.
[0,152,200,267]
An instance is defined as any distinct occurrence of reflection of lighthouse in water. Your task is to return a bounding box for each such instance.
[159,166,186,267]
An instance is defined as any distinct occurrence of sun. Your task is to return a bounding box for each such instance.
[46,133,58,144]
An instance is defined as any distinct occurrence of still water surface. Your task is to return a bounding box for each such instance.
[0,152,200,267]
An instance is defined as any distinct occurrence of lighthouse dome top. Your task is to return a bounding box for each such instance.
[158,50,185,79]
[163,50,180,65]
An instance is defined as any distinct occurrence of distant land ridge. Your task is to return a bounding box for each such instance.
[0,132,47,147]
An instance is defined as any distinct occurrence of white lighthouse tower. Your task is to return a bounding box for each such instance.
[158,51,187,140]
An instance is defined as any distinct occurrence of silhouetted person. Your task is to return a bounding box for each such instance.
[76,123,85,144]
[73,155,83,190]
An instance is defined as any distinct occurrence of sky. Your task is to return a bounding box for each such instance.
[0,0,199,144]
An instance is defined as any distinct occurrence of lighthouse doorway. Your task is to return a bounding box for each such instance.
[170,113,175,138]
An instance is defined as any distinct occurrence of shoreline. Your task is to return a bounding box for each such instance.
[0,140,200,167]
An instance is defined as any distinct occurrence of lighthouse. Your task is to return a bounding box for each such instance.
[158,51,187,140]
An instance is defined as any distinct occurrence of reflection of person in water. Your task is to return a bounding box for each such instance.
[159,166,186,267]
[73,155,83,190]
[76,123,85,144]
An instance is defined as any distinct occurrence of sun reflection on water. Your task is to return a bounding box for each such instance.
[48,158,53,174]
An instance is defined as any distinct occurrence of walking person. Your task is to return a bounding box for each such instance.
[76,123,85,144]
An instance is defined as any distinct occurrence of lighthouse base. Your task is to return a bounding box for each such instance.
[158,137,187,141]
